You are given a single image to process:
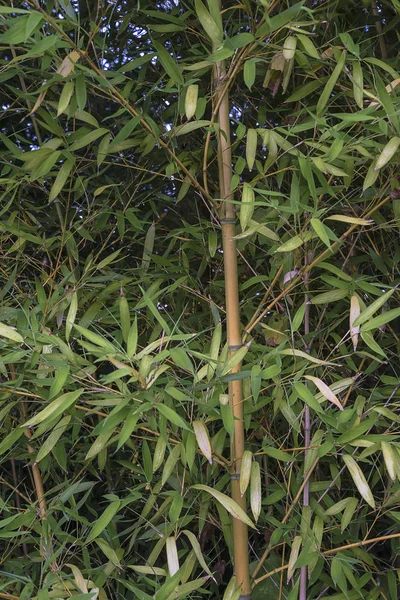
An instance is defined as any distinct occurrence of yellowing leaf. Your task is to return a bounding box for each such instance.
[185,84,198,120]
[381,442,397,481]
[239,450,252,496]
[375,137,400,169]
[343,454,375,508]
[240,183,255,231]
[326,214,374,225]
[287,535,302,581]
[193,421,212,464]
[57,50,80,77]
[304,376,344,411]
[350,295,360,351]
[250,461,262,522]
[0,322,24,344]
[166,536,179,576]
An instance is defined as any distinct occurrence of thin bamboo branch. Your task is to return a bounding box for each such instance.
[252,457,320,581]
[254,532,400,586]
[299,248,311,600]
[371,0,387,58]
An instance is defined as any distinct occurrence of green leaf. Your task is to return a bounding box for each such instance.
[86,500,121,543]
[139,285,171,335]
[155,403,191,431]
[57,81,74,116]
[268,2,305,32]
[246,129,257,171]
[286,79,323,102]
[69,128,109,151]
[0,428,25,456]
[173,120,212,136]
[311,218,331,248]
[0,322,24,344]
[310,289,348,304]
[49,159,74,202]
[36,415,71,463]
[316,50,346,115]
[353,288,395,326]
[153,40,183,86]
[22,390,83,428]
[244,60,256,91]
[194,0,223,44]
[361,307,400,332]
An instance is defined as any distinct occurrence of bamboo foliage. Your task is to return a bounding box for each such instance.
[0,1,399,599]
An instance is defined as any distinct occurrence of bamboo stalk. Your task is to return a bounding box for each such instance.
[214,9,251,595]
[8,365,57,572]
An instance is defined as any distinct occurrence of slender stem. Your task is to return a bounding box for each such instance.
[214,12,251,595]
[8,365,57,572]
[299,249,311,600]
[254,532,400,586]
[252,457,319,581]
[371,0,387,58]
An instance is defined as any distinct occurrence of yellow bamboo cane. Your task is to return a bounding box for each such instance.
[214,20,252,597]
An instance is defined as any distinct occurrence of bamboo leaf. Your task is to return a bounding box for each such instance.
[0,322,24,344]
[375,137,400,170]
[36,415,71,463]
[49,159,74,202]
[182,529,215,581]
[185,84,198,120]
[341,497,359,532]
[153,40,183,86]
[361,307,400,332]
[287,535,302,581]
[191,485,257,529]
[353,288,395,326]
[244,60,256,91]
[239,450,252,496]
[193,421,212,464]
[381,442,397,481]
[22,390,83,428]
[304,376,344,411]
[194,0,223,44]
[57,81,74,116]
[69,128,109,151]
[316,51,346,115]
[343,454,375,508]
[250,461,262,522]
[155,404,191,431]
[240,183,255,231]
[86,500,121,544]
[166,536,179,576]
[350,295,360,351]
[246,129,257,171]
